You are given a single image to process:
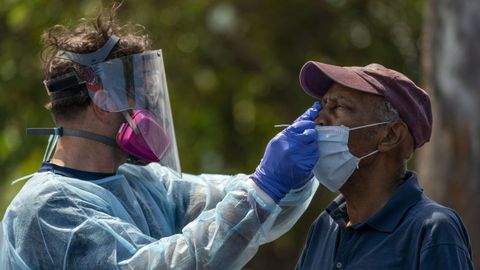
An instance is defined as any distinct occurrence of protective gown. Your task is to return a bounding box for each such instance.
[0,163,318,269]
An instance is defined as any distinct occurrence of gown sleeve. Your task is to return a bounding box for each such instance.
[119,164,318,269]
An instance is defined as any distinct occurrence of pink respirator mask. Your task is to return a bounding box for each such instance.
[117,109,171,165]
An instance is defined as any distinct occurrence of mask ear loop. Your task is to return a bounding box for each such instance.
[349,121,390,131]
[356,150,380,169]
[350,121,390,169]
[349,122,390,169]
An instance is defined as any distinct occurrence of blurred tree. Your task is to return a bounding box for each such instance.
[0,0,425,269]
[419,0,480,268]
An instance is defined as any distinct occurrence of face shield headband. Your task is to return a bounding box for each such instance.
[29,36,181,177]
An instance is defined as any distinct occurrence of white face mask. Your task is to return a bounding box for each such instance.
[313,122,389,192]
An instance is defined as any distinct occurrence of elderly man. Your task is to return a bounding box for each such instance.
[295,61,473,269]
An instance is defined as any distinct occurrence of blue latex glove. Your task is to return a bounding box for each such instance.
[251,102,321,203]
[295,101,321,123]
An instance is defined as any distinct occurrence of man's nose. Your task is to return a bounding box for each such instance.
[314,109,328,126]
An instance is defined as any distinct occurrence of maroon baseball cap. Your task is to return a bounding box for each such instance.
[299,61,432,148]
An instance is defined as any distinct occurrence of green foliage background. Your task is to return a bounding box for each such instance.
[0,0,423,268]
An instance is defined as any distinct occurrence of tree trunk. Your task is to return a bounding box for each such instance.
[419,0,480,267]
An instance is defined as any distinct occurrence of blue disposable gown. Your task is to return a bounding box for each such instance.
[0,163,318,269]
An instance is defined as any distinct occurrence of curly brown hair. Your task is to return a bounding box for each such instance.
[41,3,151,122]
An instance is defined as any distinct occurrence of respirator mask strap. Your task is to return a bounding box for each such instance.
[120,111,139,134]
[27,127,118,148]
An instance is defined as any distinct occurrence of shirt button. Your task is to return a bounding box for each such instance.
[336,262,343,268]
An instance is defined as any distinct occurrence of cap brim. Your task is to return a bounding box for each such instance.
[299,61,381,98]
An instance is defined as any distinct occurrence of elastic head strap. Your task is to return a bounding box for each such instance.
[62,128,118,148]
[43,71,86,94]
[58,35,120,66]
[26,127,118,148]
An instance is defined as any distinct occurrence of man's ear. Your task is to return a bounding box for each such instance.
[378,121,412,156]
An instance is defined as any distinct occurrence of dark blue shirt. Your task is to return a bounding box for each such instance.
[296,171,473,270]
[38,162,115,180]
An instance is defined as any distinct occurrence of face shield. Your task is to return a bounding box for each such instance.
[74,50,181,176]
[27,36,181,176]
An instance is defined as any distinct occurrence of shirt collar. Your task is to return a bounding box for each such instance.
[38,162,116,181]
[325,171,423,233]
[325,195,348,227]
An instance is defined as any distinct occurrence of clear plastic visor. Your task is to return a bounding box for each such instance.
[78,50,181,176]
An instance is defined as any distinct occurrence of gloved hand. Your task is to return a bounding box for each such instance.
[251,102,321,203]
[295,101,321,123]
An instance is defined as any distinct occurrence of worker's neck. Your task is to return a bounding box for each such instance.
[49,136,124,174]
[341,160,404,225]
